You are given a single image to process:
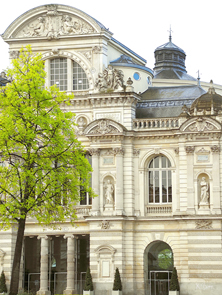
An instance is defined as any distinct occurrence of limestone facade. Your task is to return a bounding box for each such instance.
[2,4,222,295]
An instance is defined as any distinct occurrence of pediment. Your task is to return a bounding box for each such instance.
[180,117,221,133]
[3,4,106,40]
[84,119,126,136]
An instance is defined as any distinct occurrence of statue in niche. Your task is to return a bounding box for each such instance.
[199,176,210,204]
[104,179,114,204]
[77,117,86,131]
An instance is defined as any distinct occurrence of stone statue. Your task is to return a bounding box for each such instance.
[95,66,124,91]
[105,180,114,204]
[200,177,209,203]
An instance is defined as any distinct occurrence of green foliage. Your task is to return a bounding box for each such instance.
[0,271,7,293]
[84,267,94,291]
[169,267,180,291]
[0,45,94,228]
[158,249,173,270]
[113,267,122,291]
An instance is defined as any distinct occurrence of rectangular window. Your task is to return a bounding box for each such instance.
[50,58,67,91]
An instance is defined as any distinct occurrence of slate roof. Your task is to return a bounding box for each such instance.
[136,85,206,118]
[110,54,153,76]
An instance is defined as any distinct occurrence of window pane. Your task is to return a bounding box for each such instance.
[73,61,89,90]
[149,171,153,203]
[154,157,159,168]
[154,171,159,203]
[162,156,167,168]
[50,58,67,91]
[168,171,172,202]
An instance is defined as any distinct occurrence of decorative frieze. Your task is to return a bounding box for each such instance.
[195,220,212,229]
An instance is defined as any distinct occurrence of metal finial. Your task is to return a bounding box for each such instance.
[168,25,173,42]
[197,70,201,86]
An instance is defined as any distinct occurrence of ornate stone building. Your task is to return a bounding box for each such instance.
[1,4,222,295]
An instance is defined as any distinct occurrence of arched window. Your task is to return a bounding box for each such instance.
[73,61,89,90]
[50,58,89,91]
[148,155,172,204]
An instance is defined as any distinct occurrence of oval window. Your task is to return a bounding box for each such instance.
[133,72,140,81]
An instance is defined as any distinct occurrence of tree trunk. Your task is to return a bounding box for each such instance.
[9,218,26,295]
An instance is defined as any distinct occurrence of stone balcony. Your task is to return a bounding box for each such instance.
[133,118,180,130]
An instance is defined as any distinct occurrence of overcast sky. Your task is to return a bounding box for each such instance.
[1,0,222,85]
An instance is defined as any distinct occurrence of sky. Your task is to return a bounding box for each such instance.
[0,0,222,85]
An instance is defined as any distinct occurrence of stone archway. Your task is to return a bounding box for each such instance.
[144,241,173,295]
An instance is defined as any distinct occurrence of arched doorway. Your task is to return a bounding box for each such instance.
[144,241,173,295]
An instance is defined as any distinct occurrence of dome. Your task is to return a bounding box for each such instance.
[190,80,222,115]
[153,35,196,81]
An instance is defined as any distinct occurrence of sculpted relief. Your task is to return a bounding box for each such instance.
[95,65,125,91]
[15,7,95,39]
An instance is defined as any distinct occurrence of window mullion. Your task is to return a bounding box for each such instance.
[67,58,72,92]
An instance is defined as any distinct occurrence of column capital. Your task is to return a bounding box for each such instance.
[185,146,195,154]
[37,235,51,240]
[211,145,220,153]
[64,234,75,240]
[88,148,100,156]
[113,147,124,155]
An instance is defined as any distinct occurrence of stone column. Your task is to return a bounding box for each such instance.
[185,146,195,214]
[64,235,76,295]
[89,148,100,215]
[114,147,124,215]
[37,236,51,295]
[133,149,140,216]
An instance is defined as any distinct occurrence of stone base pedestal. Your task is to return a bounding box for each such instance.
[198,203,210,214]
[104,204,114,215]
[63,289,78,295]
[37,290,51,295]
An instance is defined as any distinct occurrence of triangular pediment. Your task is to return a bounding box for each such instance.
[2,4,108,40]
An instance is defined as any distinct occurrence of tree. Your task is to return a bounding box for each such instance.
[84,267,94,291]
[169,267,180,291]
[113,268,122,291]
[0,46,94,295]
[0,271,7,293]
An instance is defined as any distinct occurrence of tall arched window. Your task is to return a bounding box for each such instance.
[148,155,172,204]
[50,58,89,91]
